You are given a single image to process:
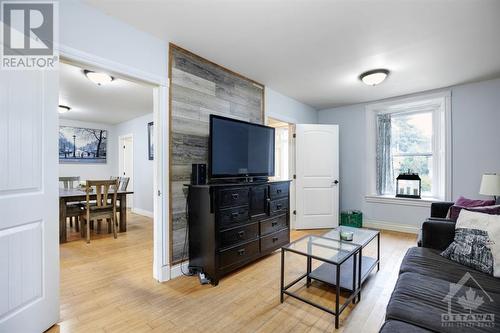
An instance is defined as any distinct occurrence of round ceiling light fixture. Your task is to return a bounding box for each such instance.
[83,70,114,86]
[359,69,390,86]
[58,105,71,114]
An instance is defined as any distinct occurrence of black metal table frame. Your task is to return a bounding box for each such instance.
[280,235,362,329]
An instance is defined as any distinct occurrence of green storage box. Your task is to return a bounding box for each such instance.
[340,210,363,228]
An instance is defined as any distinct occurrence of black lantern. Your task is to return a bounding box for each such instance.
[396,170,421,199]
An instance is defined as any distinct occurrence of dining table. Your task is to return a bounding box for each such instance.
[59,188,134,243]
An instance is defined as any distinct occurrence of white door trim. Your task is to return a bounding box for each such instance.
[118,134,134,208]
[59,45,170,282]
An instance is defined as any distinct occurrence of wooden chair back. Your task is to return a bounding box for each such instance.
[84,180,119,210]
[59,176,80,189]
[110,176,130,192]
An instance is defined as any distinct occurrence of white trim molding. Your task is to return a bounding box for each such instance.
[156,265,171,283]
[170,261,189,280]
[365,90,452,201]
[363,219,420,234]
[365,195,445,207]
[131,208,154,218]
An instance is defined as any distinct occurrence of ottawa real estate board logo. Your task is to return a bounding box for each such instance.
[1,1,58,70]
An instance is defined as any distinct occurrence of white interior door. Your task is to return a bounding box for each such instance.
[295,124,339,229]
[119,135,134,208]
[0,71,59,331]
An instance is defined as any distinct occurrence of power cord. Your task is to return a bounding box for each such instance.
[180,188,195,276]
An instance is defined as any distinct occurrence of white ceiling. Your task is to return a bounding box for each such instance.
[85,0,500,110]
[59,62,153,124]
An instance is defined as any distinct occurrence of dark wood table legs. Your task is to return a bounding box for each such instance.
[59,198,67,243]
[119,194,127,232]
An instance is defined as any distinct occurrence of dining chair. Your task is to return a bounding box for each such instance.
[59,176,82,231]
[110,176,130,191]
[80,179,119,243]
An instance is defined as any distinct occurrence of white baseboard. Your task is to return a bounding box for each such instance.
[170,261,189,279]
[131,208,154,218]
[363,219,420,234]
[155,265,171,283]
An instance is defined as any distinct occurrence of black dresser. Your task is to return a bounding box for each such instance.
[187,180,291,285]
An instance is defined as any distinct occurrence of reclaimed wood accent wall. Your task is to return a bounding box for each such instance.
[169,44,265,263]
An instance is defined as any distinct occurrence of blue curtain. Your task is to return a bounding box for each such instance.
[376,114,393,195]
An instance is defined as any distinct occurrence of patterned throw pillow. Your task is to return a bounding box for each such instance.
[441,228,494,275]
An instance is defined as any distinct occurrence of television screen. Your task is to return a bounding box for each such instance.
[209,115,275,178]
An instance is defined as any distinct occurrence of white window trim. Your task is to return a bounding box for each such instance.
[365,91,452,205]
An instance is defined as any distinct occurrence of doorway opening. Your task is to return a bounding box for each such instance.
[267,117,296,227]
[119,134,134,208]
[57,58,161,275]
[268,118,290,180]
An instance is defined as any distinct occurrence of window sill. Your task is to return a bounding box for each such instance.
[365,195,445,208]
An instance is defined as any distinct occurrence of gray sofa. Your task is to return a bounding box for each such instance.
[379,203,500,333]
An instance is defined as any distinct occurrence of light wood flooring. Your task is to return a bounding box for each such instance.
[48,213,416,333]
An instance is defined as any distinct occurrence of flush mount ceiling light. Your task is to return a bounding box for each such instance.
[83,70,114,86]
[359,69,390,86]
[58,105,71,114]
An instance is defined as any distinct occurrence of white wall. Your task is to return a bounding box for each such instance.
[317,77,500,231]
[115,113,154,215]
[266,88,317,124]
[60,1,167,79]
[59,119,117,180]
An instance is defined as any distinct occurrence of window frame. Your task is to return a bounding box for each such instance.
[365,91,452,203]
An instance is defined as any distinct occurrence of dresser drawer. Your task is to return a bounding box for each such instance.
[269,198,288,214]
[260,214,287,236]
[217,188,249,208]
[269,183,289,199]
[220,223,259,249]
[260,229,289,253]
[219,240,259,270]
[219,206,249,229]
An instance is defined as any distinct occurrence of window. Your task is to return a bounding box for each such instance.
[367,93,450,201]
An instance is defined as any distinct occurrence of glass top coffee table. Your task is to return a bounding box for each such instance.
[280,227,380,329]
[280,234,362,329]
[312,226,381,289]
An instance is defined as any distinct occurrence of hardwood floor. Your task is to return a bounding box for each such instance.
[48,213,416,333]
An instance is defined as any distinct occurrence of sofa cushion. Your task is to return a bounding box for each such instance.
[379,320,434,333]
[400,247,500,294]
[386,272,500,333]
[455,196,496,208]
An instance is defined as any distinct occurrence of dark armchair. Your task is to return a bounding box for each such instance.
[419,201,456,251]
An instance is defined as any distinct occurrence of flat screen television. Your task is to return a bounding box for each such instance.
[209,115,275,179]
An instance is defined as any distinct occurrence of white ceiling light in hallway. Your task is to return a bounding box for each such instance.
[58,105,71,114]
[84,70,114,86]
[360,69,390,86]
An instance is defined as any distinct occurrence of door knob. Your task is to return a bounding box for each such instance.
[332,180,339,186]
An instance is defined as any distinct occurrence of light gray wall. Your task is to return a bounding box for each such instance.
[451,78,500,198]
[115,113,154,215]
[318,77,500,229]
[266,88,317,124]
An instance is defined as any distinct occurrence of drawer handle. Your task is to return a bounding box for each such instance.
[272,237,279,242]
[231,193,239,200]
[276,204,282,210]
[271,221,278,227]
[277,189,282,194]
[237,249,246,256]
[231,212,239,219]
[237,231,245,238]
